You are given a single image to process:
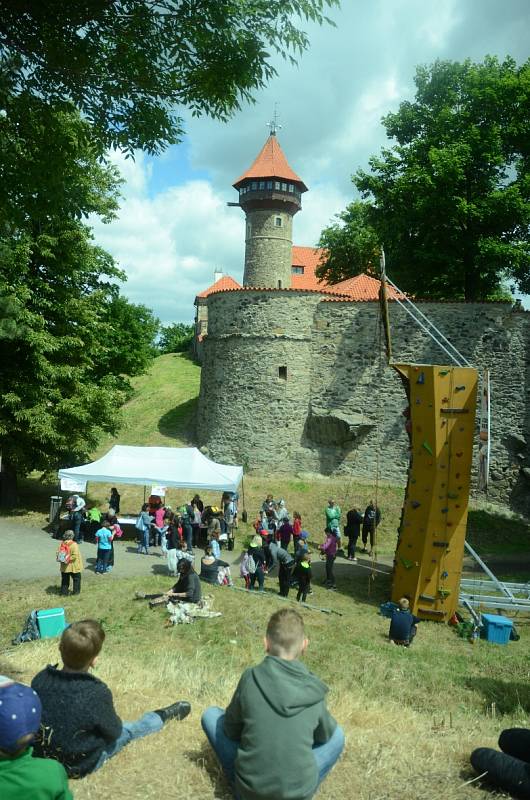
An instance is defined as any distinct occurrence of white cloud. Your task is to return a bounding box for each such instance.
[90,0,528,321]
[91,157,245,323]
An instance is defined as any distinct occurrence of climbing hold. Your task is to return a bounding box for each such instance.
[455,473,460,478]
[411,500,421,509]
[416,398,421,404]
[416,425,422,432]
[447,492,458,499]
[400,557,414,570]
[440,464,446,469]
[455,504,460,508]
[438,589,451,598]
[441,507,448,513]
[442,397,449,403]
[441,571,449,579]
[456,452,463,457]
[457,486,463,490]
[422,441,433,455]
[411,478,416,484]
[441,483,446,488]
[441,420,447,427]
[446,522,453,527]
[417,371,425,385]
[459,427,465,432]
[455,385,465,392]
[438,370,450,376]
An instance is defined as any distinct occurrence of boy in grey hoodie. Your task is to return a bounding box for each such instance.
[201,609,344,800]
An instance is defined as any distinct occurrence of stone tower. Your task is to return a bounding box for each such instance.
[232,132,307,288]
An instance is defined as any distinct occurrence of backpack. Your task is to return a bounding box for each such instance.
[56,541,72,565]
[12,610,41,646]
[247,552,256,573]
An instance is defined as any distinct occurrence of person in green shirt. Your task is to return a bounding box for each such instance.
[201,609,344,800]
[0,677,72,800]
[324,499,341,538]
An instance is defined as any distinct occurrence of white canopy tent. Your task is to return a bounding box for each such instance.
[58,445,243,493]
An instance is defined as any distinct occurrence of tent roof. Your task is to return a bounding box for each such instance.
[58,446,242,492]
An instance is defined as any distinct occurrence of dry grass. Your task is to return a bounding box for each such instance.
[1,569,529,800]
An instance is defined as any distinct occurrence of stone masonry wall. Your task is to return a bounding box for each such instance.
[243,209,293,288]
[197,291,530,514]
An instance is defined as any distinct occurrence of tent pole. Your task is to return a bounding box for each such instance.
[143,485,146,503]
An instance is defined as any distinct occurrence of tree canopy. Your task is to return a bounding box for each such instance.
[158,322,194,355]
[317,57,530,301]
[0,0,337,155]
[0,90,157,504]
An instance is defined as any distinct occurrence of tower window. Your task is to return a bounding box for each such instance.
[275,216,282,227]
[279,366,287,380]
[251,181,257,190]
[275,181,281,190]
[259,181,265,190]
[266,181,273,189]
[292,266,304,274]
[277,280,283,288]
[288,184,294,192]
[281,182,287,191]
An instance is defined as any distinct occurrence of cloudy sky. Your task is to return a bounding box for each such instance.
[90,0,529,325]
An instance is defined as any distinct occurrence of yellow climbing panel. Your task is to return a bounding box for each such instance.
[391,364,478,621]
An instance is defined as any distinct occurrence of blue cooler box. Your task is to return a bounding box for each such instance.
[481,613,513,645]
[37,608,66,639]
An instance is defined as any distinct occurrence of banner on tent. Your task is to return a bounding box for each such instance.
[151,485,167,497]
[60,478,87,492]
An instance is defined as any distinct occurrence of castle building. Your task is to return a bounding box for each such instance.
[195,134,530,514]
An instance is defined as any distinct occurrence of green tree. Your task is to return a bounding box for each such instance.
[0,0,338,155]
[96,294,159,386]
[158,323,194,355]
[317,57,530,301]
[0,90,129,506]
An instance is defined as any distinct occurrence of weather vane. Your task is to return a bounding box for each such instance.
[267,103,282,136]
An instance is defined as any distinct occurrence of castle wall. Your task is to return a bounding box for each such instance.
[243,209,293,288]
[197,292,530,513]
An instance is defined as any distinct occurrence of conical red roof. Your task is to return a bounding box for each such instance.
[233,135,307,191]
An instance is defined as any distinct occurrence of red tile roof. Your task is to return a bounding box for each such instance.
[195,248,405,303]
[196,275,241,299]
[233,135,307,191]
[291,246,404,300]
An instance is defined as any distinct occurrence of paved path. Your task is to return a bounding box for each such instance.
[1,517,528,585]
[0,517,387,585]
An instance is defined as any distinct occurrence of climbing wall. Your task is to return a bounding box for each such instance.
[391,364,478,621]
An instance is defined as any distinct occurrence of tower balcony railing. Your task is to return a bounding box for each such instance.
[239,181,302,201]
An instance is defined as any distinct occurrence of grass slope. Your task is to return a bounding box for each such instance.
[2,354,530,799]
[1,572,529,800]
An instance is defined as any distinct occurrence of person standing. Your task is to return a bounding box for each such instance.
[320,529,338,590]
[276,546,295,598]
[324,500,341,542]
[248,535,266,592]
[57,530,83,595]
[361,500,381,555]
[109,487,120,514]
[344,507,363,562]
[95,521,114,574]
[136,503,152,555]
[180,504,194,554]
[294,552,312,603]
[201,609,344,800]
[69,495,86,544]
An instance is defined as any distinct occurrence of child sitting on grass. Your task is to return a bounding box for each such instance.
[31,619,191,777]
[0,676,72,799]
[389,597,421,646]
[201,608,344,800]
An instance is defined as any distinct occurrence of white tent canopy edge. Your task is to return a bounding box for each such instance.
[58,445,243,493]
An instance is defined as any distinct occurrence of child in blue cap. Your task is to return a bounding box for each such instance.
[0,676,72,799]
